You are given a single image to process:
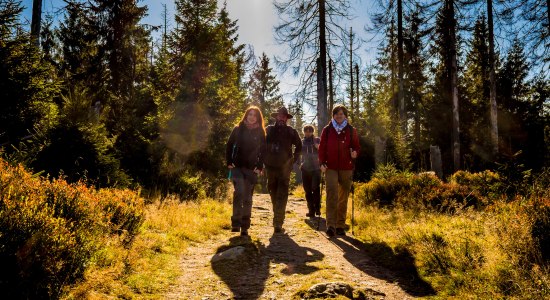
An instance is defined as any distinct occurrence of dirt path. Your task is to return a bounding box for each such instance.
[165,194,427,299]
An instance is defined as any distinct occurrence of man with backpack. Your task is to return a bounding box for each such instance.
[264,107,302,234]
[319,104,360,237]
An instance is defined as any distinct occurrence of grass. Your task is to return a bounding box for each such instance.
[63,197,231,299]
[348,199,550,299]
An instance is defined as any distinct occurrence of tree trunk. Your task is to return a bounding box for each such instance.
[397,0,405,130]
[31,0,42,46]
[349,27,354,121]
[390,17,397,115]
[355,63,359,118]
[449,0,460,171]
[318,0,329,132]
[329,58,334,114]
[430,145,443,178]
[487,0,498,156]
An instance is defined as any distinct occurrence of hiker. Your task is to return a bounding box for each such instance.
[319,104,360,237]
[264,107,302,234]
[300,125,321,218]
[226,106,267,236]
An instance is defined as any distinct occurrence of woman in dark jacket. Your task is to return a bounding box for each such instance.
[318,104,360,237]
[226,106,266,236]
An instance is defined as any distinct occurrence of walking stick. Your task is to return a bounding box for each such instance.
[228,144,237,180]
[318,172,324,231]
[351,176,355,235]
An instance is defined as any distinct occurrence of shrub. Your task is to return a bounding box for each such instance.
[0,158,144,298]
[450,170,504,201]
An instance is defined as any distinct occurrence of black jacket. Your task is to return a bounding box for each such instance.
[264,124,302,168]
[225,124,266,170]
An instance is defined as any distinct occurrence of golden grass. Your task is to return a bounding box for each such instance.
[348,200,549,299]
[64,197,231,299]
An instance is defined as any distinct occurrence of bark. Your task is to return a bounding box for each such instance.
[329,58,334,114]
[487,0,499,156]
[449,0,460,171]
[318,0,329,131]
[31,0,42,46]
[397,0,405,130]
[355,63,359,118]
[349,27,354,121]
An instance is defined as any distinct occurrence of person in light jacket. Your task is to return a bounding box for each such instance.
[318,104,360,237]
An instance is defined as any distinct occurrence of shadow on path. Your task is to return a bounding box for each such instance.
[266,232,324,275]
[305,219,436,297]
[211,236,269,300]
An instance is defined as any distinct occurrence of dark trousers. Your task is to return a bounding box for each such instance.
[231,168,257,229]
[266,160,293,228]
[301,168,321,215]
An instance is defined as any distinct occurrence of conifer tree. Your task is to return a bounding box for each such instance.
[247,53,284,123]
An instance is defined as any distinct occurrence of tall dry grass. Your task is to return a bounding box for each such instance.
[350,166,550,299]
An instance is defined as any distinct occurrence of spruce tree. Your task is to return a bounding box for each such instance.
[247,53,284,123]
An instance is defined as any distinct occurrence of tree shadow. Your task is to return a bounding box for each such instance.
[265,232,324,275]
[211,236,269,300]
[304,220,436,297]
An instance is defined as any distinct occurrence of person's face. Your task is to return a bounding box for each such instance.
[246,110,258,124]
[333,109,346,124]
[304,129,313,138]
[276,113,288,124]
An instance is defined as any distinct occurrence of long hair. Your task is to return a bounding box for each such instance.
[240,106,266,136]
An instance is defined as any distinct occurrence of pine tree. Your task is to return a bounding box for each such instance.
[0,0,58,146]
[462,15,493,168]
[247,53,284,124]
[403,4,428,171]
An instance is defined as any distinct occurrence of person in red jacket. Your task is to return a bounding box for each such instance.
[318,104,360,236]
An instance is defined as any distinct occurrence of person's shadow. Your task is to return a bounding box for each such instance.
[305,220,436,297]
[211,236,269,300]
[265,232,324,275]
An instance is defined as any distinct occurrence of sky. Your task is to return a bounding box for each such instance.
[19,0,377,121]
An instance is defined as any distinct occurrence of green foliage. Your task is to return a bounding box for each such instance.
[0,0,59,146]
[356,164,509,211]
[0,158,144,299]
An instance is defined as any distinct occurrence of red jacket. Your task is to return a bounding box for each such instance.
[318,123,360,170]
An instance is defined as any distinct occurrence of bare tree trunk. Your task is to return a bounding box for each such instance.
[390,17,397,116]
[318,0,329,132]
[355,63,359,118]
[397,0,405,130]
[329,58,334,114]
[349,27,354,121]
[487,0,498,156]
[31,0,42,46]
[449,0,460,171]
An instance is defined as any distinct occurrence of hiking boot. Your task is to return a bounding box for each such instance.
[315,210,321,216]
[231,227,240,232]
[306,212,312,217]
[326,227,335,237]
[240,229,249,236]
[336,228,346,236]
[274,227,285,234]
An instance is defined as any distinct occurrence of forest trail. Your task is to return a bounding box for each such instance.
[165,194,426,299]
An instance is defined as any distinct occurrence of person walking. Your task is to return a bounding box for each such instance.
[300,125,321,218]
[319,104,360,237]
[264,107,302,234]
[226,106,266,236]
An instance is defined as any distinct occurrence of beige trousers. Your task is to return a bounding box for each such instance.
[325,169,353,229]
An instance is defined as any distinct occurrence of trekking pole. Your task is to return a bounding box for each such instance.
[228,144,237,180]
[350,147,356,236]
[351,177,355,235]
[318,172,324,231]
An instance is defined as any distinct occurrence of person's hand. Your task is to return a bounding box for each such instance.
[351,150,357,159]
[253,168,261,175]
[228,163,235,169]
[320,164,327,173]
[314,143,320,150]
